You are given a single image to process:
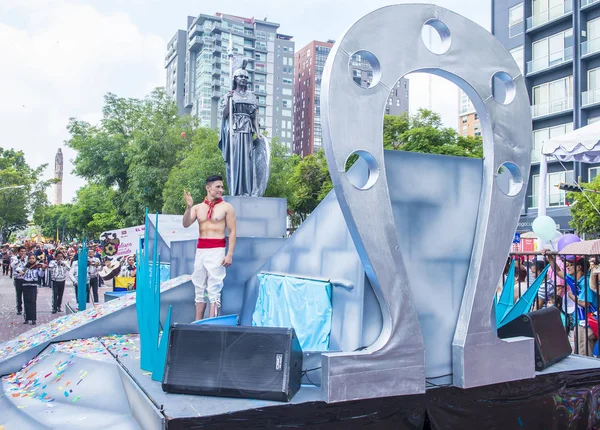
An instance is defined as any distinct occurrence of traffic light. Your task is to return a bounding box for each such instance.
[557,183,581,192]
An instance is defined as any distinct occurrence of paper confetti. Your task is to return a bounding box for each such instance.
[0,275,190,362]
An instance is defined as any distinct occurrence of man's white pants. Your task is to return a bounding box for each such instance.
[191,247,226,306]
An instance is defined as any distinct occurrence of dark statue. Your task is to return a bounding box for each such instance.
[218,62,269,197]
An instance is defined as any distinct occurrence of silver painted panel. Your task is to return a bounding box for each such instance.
[321,4,533,400]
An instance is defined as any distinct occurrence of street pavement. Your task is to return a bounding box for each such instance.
[0,274,106,342]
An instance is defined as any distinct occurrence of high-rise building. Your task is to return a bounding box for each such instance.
[53,148,63,205]
[294,41,409,157]
[166,13,295,151]
[458,90,481,137]
[165,30,188,115]
[492,0,600,232]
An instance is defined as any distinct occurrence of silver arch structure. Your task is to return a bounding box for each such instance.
[321,4,533,402]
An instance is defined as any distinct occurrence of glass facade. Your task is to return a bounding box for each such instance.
[167,14,294,149]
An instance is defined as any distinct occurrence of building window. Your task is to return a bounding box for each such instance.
[282,109,292,117]
[509,45,524,74]
[532,123,573,162]
[461,125,467,134]
[462,116,468,123]
[590,167,600,182]
[531,29,573,74]
[509,3,524,37]
[531,171,573,208]
[532,76,573,117]
[589,116,600,124]
[589,17,600,43]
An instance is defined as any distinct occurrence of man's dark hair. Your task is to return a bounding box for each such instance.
[574,258,586,272]
[55,251,64,258]
[206,175,223,185]
[17,246,26,252]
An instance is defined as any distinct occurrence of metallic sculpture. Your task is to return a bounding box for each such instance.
[218,62,270,197]
[321,4,532,401]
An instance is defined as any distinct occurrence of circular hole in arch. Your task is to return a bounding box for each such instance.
[344,150,380,190]
[496,162,523,197]
[348,50,381,89]
[421,19,452,55]
[491,72,516,105]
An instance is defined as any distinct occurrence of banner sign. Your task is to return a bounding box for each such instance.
[100,225,145,260]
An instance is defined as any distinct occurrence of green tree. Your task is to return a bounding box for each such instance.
[383,109,483,158]
[65,88,195,225]
[68,184,124,238]
[162,128,226,214]
[264,138,300,204]
[288,149,332,222]
[568,177,600,236]
[0,148,54,241]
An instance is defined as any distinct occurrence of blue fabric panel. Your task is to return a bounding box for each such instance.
[252,274,332,351]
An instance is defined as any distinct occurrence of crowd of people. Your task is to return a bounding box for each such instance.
[3,241,136,325]
[502,251,600,357]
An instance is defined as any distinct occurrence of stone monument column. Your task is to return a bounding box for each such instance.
[53,148,63,205]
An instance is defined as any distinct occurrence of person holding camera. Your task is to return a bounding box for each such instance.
[48,250,72,313]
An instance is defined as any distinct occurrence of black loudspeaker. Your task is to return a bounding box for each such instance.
[498,307,572,371]
[162,324,303,402]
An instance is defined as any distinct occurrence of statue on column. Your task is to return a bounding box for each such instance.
[218,61,269,197]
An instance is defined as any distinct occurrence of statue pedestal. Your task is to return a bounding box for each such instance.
[223,196,287,238]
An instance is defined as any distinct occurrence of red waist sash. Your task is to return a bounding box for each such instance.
[197,238,226,249]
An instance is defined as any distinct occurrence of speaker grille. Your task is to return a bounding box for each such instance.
[163,324,302,401]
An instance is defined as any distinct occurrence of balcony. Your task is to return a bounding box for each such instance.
[582,88,600,107]
[526,47,573,75]
[527,193,567,209]
[531,98,573,119]
[526,1,572,31]
[582,0,600,10]
[582,37,600,57]
[509,22,523,38]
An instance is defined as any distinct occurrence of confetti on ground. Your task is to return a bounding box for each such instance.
[0,275,190,363]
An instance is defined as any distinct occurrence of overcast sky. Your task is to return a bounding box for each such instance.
[0,0,490,203]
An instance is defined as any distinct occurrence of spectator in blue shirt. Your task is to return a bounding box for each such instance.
[546,251,598,356]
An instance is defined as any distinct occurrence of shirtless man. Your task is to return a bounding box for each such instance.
[183,175,237,320]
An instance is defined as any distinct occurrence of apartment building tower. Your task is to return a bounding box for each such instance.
[166,13,295,151]
[458,90,482,137]
[492,0,600,232]
[294,41,409,157]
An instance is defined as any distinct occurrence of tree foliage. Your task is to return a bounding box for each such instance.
[568,177,600,236]
[162,128,226,214]
[55,88,483,237]
[383,109,483,158]
[0,148,53,241]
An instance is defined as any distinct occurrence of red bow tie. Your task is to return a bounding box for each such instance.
[204,198,223,220]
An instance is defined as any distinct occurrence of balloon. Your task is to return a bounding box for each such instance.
[557,233,581,252]
[180,132,186,139]
[532,216,557,241]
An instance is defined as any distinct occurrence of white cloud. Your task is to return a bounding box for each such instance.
[0,0,165,203]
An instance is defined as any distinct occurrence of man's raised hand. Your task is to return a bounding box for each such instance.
[184,191,193,208]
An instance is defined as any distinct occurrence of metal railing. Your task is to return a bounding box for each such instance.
[507,252,600,357]
[582,37,600,57]
[582,88,600,107]
[509,23,523,38]
[582,0,600,8]
[526,1,572,30]
[532,98,573,118]
[526,47,573,75]
[526,192,567,208]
